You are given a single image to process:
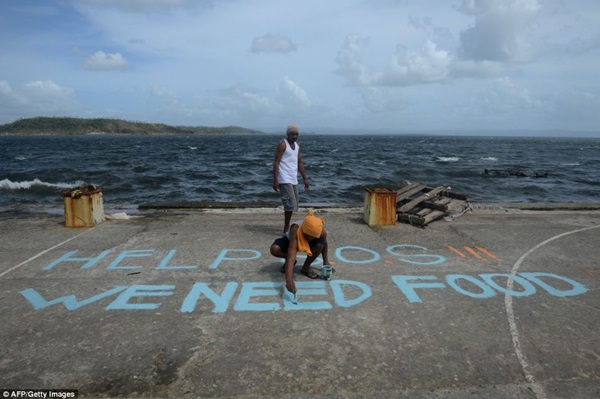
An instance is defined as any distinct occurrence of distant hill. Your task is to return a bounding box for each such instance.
[0,116,265,135]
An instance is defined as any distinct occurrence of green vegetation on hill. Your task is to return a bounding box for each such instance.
[0,116,265,135]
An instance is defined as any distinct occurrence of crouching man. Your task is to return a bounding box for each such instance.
[270,210,334,294]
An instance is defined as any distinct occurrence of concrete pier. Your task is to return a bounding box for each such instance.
[0,204,599,398]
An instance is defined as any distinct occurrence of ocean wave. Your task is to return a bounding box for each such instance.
[0,178,84,190]
[1,134,599,208]
[435,156,460,162]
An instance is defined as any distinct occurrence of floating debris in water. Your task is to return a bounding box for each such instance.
[482,169,548,178]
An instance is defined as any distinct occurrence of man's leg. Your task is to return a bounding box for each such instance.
[300,242,324,279]
[270,243,286,258]
[283,211,293,233]
[279,184,297,233]
[271,241,297,274]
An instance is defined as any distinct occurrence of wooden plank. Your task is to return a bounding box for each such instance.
[398,213,425,226]
[420,200,449,212]
[398,186,446,213]
[441,190,468,201]
[395,182,422,196]
[416,207,432,216]
[422,210,446,224]
[396,183,427,203]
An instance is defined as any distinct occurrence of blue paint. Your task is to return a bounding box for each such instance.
[107,250,154,270]
[283,281,332,311]
[330,280,372,308]
[445,274,496,299]
[282,286,298,306]
[22,241,593,313]
[18,271,590,312]
[210,249,261,269]
[335,246,381,264]
[392,272,589,303]
[20,286,127,310]
[520,272,588,297]
[233,282,281,311]
[180,282,238,313]
[391,275,446,303]
[42,250,112,270]
[106,285,175,310]
[157,250,197,270]
[386,245,446,266]
[480,273,537,297]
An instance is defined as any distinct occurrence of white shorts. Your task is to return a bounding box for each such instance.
[279,184,299,212]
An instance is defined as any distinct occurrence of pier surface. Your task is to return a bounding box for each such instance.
[1,204,599,398]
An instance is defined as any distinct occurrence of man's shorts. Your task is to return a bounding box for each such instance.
[272,235,326,254]
[279,183,299,212]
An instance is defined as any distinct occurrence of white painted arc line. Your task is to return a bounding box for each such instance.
[505,224,600,399]
[0,229,92,279]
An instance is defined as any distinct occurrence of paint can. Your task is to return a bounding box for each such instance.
[321,265,333,281]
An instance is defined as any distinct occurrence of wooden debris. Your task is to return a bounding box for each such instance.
[483,169,548,178]
[396,183,470,227]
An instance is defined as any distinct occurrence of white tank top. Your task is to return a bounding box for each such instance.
[278,139,299,184]
[285,220,303,239]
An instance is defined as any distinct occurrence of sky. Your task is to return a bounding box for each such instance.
[1,0,599,135]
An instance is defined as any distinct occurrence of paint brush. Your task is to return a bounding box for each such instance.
[282,286,298,304]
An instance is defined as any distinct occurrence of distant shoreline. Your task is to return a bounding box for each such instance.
[2,116,599,137]
[0,116,266,136]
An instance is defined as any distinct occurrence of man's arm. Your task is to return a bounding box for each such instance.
[298,148,309,191]
[273,141,285,191]
[320,229,331,265]
[285,226,299,293]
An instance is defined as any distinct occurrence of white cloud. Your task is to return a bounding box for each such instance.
[457,0,541,15]
[450,59,506,78]
[358,87,410,114]
[456,0,541,62]
[490,77,542,109]
[336,37,453,87]
[0,81,15,96]
[74,0,191,11]
[251,34,297,54]
[278,77,311,108]
[84,51,129,71]
[213,85,272,124]
[2,0,599,132]
[0,81,26,115]
[143,85,193,117]
[23,80,76,111]
[373,40,452,86]
[0,80,77,120]
[334,34,372,87]
[453,77,545,128]
[334,1,546,94]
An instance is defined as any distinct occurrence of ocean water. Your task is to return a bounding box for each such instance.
[1,134,599,212]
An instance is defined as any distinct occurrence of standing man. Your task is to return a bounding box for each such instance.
[273,123,309,233]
